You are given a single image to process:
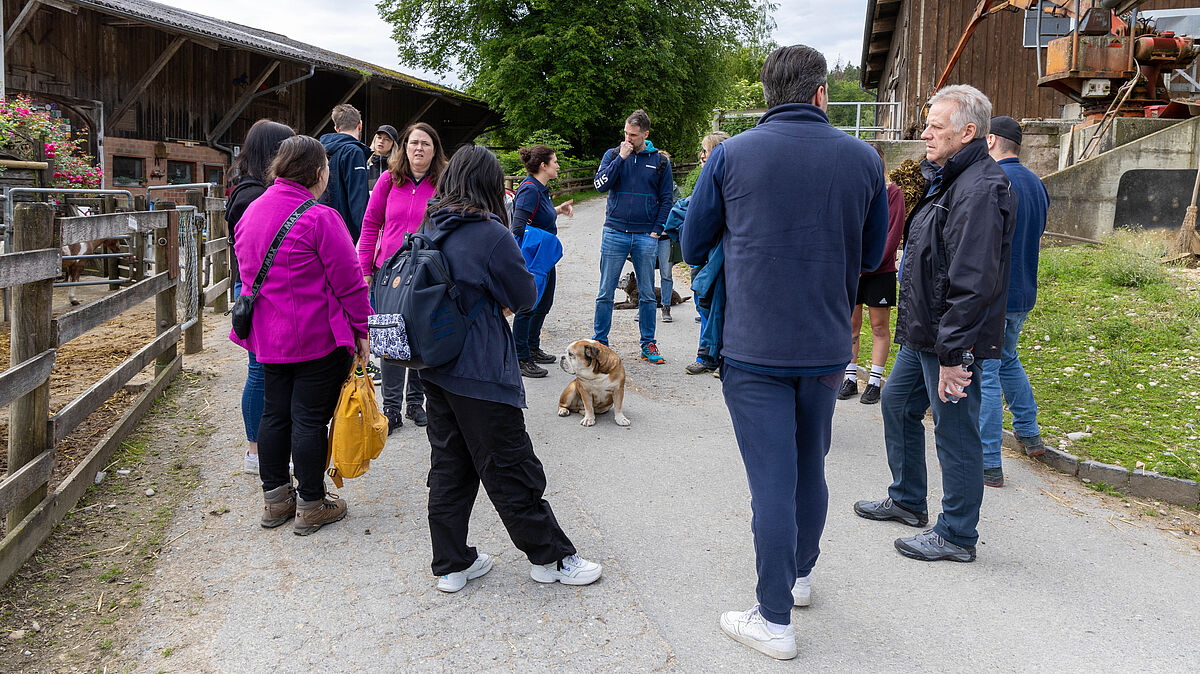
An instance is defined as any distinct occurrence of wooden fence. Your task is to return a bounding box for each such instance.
[0,202,188,586]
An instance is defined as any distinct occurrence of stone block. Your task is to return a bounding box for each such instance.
[1077,460,1129,490]
[1128,471,1200,507]
[1038,447,1079,476]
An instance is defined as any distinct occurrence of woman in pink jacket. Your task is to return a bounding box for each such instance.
[231,135,372,537]
[357,122,447,431]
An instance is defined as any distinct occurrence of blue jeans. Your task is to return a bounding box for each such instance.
[233,280,265,443]
[656,237,674,307]
[514,267,556,360]
[720,363,839,626]
[980,311,1041,468]
[593,228,658,348]
[882,347,984,547]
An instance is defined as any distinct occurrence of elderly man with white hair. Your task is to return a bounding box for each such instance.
[853,84,1016,563]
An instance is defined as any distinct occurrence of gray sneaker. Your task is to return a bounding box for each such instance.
[894,529,976,562]
[1017,433,1047,457]
[984,467,1004,487]
[853,497,929,527]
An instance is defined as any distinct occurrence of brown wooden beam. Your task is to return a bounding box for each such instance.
[5,0,45,52]
[309,77,367,136]
[207,59,280,145]
[404,96,438,127]
[109,35,188,125]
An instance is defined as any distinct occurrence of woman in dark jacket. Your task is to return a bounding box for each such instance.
[419,145,601,593]
[225,119,296,474]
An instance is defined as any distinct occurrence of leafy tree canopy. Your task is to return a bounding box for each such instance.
[377,0,773,158]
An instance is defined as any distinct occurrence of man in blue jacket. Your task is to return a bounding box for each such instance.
[592,109,674,364]
[979,116,1048,488]
[683,45,888,660]
[318,104,369,242]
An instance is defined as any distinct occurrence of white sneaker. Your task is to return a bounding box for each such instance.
[437,553,493,593]
[529,554,602,586]
[792,574,811,607]
[719,605,797,660]
[243,452,259,473]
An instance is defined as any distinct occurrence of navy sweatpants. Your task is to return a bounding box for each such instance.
[720,363,841,626]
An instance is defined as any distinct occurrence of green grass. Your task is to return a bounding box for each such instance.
[855,237,1200,481]
[554,189,600,206]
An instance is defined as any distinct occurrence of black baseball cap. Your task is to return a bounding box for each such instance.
[989,116,1022,146]
[374,124,399,144]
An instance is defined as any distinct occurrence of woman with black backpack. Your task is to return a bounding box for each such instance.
[414,145,601,593]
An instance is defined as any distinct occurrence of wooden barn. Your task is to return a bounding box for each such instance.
[860,0,1199,139]
[0,0,498,190]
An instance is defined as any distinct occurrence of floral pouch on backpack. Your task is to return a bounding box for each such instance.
[368,313,411,361]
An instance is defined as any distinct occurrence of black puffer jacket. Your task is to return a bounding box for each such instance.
[895,139,1015,366]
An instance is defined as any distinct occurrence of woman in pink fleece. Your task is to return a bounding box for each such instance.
[357,122,447,431]
[231,135,372,536]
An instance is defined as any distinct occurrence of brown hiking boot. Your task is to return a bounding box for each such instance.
[294,494,348,536]
[261,484,297,528]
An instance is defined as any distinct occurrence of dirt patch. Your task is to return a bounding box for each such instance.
[0,367,215,672]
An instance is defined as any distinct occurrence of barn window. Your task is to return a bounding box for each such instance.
[113,156,144,186]
[167,160,194,185]
[205,165,224,187]
[1024,6,1075,48]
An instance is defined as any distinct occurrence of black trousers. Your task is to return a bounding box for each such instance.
[424,380,576,575]
[259,348,352,501]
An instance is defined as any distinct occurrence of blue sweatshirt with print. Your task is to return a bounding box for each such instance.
[593,140,674,235]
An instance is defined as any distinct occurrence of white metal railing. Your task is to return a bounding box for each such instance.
[714,101,903,140]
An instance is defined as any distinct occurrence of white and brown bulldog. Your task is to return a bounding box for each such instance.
[558,339,630,427]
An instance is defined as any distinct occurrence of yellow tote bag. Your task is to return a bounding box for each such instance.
[327,367,388,488]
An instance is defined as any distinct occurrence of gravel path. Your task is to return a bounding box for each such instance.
[128,197,1200,672]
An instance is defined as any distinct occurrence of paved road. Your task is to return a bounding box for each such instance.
[130,197,1200,672]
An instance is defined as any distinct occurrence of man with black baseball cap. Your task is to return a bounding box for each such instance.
[367,124,400,188]
[979,115,1049,488]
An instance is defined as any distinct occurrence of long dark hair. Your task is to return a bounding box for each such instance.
[268,136,327,189]
[425,145,507,228]
[230,119,295,184]
[389,122,448,187]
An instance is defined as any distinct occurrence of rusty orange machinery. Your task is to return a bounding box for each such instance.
[1038,2,1199,119]
[938,1,1199,121]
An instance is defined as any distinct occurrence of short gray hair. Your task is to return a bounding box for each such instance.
[928,85,991,139]
[761,45,827,109]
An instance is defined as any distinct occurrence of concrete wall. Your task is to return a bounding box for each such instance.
[1043,116,1200,240]
[875,140,927,174]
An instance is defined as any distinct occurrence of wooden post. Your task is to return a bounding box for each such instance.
[183,190,204,354]
[154,210,179,373]
[210,200,229,314]
[132,195,147,282]
[102,194,121,290]
[7,203,56,532]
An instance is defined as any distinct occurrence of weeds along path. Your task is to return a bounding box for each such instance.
[8,196,1197,671]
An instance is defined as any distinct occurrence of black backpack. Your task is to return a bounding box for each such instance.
[369,226,489,370]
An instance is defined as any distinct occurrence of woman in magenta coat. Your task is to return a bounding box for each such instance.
[231,135,372,537]
[357,122,447,431]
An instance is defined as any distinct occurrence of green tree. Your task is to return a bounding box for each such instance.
[377,0,770,157]
[826,61,877,136]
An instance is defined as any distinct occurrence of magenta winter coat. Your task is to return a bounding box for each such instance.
[356,172,437,276]
[230,178,373,363]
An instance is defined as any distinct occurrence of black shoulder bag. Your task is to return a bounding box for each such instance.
[230,199,317,339]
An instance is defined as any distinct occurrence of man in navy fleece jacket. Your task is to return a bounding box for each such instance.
[682,45,888,660]
[592,109,674,364]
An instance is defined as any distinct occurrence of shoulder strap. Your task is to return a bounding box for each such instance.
[516,179,541,221]
[248,199,317,300]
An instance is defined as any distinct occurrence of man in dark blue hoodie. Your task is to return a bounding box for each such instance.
[978,115,1048,488]
[592,109,674,364]
[682,45,888,660]
[318,104,369,242]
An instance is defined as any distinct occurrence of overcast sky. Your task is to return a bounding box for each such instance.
[157,0,871,88]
